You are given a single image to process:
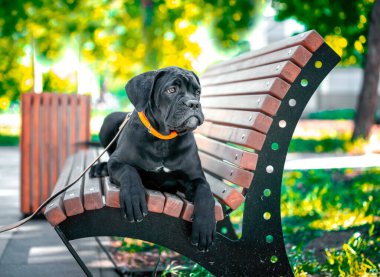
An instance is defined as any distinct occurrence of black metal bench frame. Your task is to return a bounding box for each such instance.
[51,40,340,277]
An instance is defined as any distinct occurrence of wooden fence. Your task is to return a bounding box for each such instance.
[20,93,91,214]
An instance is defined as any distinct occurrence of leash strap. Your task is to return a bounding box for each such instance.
[0,113,131,233]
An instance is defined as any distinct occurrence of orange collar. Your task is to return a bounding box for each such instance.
[137,111,178,140]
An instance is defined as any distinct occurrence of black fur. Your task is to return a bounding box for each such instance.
[91,66,215,251]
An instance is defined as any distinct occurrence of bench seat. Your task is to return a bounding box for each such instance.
[44,150,224,226]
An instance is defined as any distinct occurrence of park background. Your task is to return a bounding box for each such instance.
[0,0,379,276]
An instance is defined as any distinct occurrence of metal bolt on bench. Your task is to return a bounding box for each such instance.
[40,30,340,277]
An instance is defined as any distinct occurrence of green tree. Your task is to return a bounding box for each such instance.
[0,0,264,101]
[272,0,379,140]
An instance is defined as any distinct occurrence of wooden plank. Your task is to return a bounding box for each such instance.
[60,94,69,170]
[196,122,266,151]
[146,189,165,213]
[205,173,245,210]
[103,177,120,208]
[199,152,253,188]
[195,134,258,170]
[20,93,32,214]
[163,193,183,218]
[201,94,281,117]
[41,94,52,202]
[32,93,41,212]
[201,61,301,87]
[201,77,290,99]
[50,94,59,194]
[83,150,104,210]
[203,45,312,77]
[78,95,91,149]
[69,95,78,155]
[179,197,224,222]
[63,151,85,216]
[202,108,273,134]
[44,155,74,226]
[205,30,323,72]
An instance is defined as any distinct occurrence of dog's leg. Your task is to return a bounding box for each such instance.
[108,155,148,222]
[191,180,216,252]
[90,112,129,178]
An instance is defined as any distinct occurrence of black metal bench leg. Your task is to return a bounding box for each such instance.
[55,226,93,277]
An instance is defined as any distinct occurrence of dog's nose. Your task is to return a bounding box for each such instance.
[184,99,200,110]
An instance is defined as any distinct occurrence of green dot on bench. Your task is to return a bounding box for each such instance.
[270,255,278,263]
[301,78,308,87]
[271,142,279,150]
[266,235,273,243]
[264,189,271,197]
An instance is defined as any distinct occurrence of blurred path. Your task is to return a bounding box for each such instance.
[0,147,117,277]
[285,153,380,170]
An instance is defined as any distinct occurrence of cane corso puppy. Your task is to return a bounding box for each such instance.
[90,66,215,251]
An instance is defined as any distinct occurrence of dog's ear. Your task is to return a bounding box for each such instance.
[125,70,161,111]
[190,71,200,85]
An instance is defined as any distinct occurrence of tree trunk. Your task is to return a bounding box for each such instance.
[352,0,380,140]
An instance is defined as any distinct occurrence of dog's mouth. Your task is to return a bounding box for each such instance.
[170,114,203,135]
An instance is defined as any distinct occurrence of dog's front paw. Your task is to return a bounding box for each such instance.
[120,183,148,223]
[89,162,109,178]
[191,204,216,252]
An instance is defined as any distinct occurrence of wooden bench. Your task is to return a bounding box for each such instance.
[43,30,340,276]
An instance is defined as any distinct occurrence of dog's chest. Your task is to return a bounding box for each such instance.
[148,140,172,172]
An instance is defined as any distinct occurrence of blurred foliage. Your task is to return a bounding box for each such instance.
[42,70,77,93]
[0,135,19,146]
[272,0,376,66]
[0,0,265,101]
[308,109,356,120]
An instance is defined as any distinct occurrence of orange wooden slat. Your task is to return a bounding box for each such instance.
[202,108,273,134]
[205,30,323,72]
[205,173,245,210]
[201,61,301,87]
[195,134,258,171]
[196,122,266,151]
[201,77,290,99]
[83,150,104,210]
[41,94,52,202]
[179,197,224,222]
[146,189,165,213]
[199,152,254,189]
[60,95,69,170]
[163,193,183,218]
[203,45,312,78]
[20,93,32,214]
[32,93,41,211]
[69,94,78,155]
[50,94,59,193]
[78,95,91,148]
[63,151,85,216]
[201,94,281,117]
[44,155,74,226]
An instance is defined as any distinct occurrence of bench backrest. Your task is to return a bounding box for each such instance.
[20,93,91,214]
[196,30,326,213]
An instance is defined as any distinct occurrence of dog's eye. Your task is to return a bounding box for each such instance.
[166,87,177,94]
[195,90,201,96]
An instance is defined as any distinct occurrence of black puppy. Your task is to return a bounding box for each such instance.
[91,66,215,251]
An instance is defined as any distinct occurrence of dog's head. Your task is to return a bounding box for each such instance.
[125,66,204,135]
